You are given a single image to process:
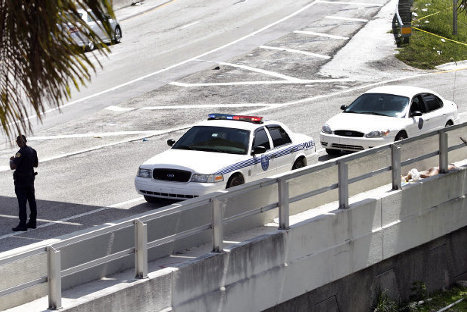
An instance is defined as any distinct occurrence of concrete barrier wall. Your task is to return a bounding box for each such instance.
[60,163,467,312]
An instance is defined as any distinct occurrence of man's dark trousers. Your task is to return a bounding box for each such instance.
[15,185,37,226]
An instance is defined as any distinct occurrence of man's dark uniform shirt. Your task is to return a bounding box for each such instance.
[13,146,38,186]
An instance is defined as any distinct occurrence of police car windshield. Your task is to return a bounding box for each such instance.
[344,93,409,118]
[172,126,250,155]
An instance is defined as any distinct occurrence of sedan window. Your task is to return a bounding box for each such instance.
[344,93,410,117]
[422,93,443,112]
[252,128,271,150]
[266,125,292,147]
[172,126,250,155]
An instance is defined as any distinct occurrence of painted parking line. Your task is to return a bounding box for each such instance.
[293,30,349,40]
[260,45,331,59]
[325,16,368,22]
[0,211,101,240]
[219,61,303,82]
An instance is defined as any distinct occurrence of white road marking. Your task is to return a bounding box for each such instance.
[141,103,275,110]
[260,45,331,59]
[171,78,351,87]
[325,16,368,22]
[318,0,383,6]
[293,30,349,40]
[0,210,100,240]
[105,106,135,112]
[15,0,323,123]
[180,21,200,29]
[109,197,145,208]
[218,61,302,82]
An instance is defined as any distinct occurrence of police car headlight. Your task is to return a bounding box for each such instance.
[321,124,332,134]
[137,168,152,178]
[365,130,390,138]
[191,174,224,183]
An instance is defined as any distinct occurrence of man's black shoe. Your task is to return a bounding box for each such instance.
[26,222,36,229]
[12,225,27,231]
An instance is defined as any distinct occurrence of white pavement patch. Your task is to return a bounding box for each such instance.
[325,16,368,22]
[294,30,349,40]
[171,78,352,87]
[260,45,331,59]
[318,0,383,6]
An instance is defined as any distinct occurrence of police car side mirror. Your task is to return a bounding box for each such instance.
[167,139,176,147]
[340,105,347,110]
[251,146,267,155]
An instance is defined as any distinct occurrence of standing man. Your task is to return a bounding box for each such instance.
[9,135,39,231]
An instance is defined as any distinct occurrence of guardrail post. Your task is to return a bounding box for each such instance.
[212,198,224,253]
[47,246,62,310]
[338,161,349,209]
[278,178,290,230]
[439,131,449,173]
[391,144,402,190]
[134,219,148,279]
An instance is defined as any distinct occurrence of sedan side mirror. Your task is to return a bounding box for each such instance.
[340,105,347,111]
[251,146,267,155]
[411,111,423,117]
[167,139,176,147]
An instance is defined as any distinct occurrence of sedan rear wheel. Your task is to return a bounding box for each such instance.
[113,26,122,44]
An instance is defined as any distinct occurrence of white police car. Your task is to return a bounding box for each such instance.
[135,114,316,202]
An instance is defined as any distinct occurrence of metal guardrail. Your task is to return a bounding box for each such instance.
[0,122,466,310]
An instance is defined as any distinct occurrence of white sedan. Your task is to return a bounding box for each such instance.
[135,114,317,203]
[320,86,459,155]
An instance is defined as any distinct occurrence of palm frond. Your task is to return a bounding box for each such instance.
[0,0,114,140]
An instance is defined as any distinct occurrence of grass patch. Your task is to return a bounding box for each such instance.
[373,284,467,312]
[395,0,467,69]
[402,285,467,311]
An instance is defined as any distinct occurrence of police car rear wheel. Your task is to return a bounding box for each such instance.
[326,148,340,156]
[227,174,244,188]
[292,158,306,170]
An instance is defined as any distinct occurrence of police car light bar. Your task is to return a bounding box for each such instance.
[208,113,263,123]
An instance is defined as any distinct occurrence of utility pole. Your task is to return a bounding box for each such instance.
[453,0,458,35]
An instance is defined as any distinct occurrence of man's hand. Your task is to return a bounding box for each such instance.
[9,156,16,170]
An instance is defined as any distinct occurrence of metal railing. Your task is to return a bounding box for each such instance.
[0,122,466,310]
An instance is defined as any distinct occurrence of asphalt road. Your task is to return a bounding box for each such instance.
[0,0,466,253]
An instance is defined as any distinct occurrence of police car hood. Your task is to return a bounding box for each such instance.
[141,149,247,174]
[326,112,406,133]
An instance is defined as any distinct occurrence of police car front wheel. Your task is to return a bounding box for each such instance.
[144,195,161,204]
[226,174,245,188]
